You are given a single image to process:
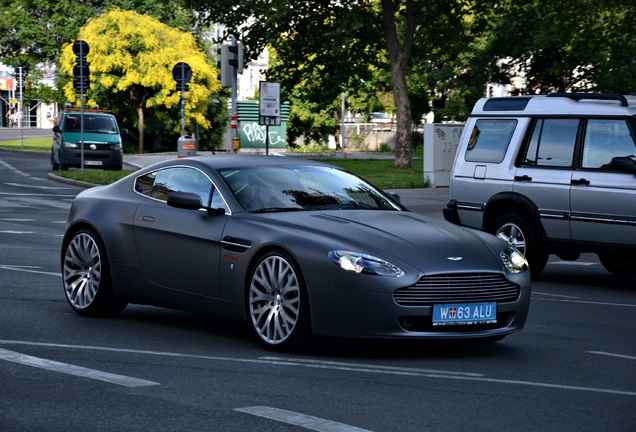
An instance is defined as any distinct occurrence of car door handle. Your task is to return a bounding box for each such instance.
[514,175,532,181]
[141,216,155,222]
[571,178,590,186]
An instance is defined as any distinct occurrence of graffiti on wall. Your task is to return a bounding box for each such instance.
[239,122,286,148]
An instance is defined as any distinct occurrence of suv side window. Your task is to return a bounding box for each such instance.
[522,119,578,167]
[582,119,636,169]
[465,119,517,163]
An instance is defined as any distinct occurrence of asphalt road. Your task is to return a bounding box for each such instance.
[1,148,635,432]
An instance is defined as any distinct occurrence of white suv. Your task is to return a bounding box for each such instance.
[443,93,636,278]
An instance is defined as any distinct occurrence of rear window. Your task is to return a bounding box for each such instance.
[465,119,517,163]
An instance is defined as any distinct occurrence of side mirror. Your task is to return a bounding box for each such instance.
[387,191,401,203]
[52,125,61,133]
[120,128,129,136]
[167,191,202,210]
[610,156,636,175]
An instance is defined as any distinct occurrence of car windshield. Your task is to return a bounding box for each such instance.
[65,115,117,133]
[219,165,402,213]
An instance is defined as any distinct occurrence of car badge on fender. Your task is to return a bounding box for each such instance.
[90,144,97,150]
[447,257,463,261]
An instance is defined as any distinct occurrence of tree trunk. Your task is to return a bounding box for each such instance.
[137,105,144,154]
[381,0,419,168]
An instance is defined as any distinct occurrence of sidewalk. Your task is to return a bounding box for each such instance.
[124,152,449,219]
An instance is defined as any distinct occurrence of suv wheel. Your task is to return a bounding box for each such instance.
[490,212,548,279]
[598,253,636,277]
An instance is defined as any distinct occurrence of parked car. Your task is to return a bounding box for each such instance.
[61,155,530,349]
[51,108,128,171]
[369,112,393,130]
[444,93,636,278]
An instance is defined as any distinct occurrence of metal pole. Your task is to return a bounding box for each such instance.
[340,91,345,154]
[231,35,238,154]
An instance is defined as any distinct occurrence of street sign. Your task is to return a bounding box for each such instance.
[259,81,281,126]
[172,62,192,91]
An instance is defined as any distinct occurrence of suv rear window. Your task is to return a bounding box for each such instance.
[465,119,517,163]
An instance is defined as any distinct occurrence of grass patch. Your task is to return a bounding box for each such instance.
[56,169,132,185]
[1,138,52,151]
[313,157,426,189]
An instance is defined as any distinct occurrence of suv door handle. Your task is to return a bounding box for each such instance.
[571,178,590,186]
[514,175,532,181]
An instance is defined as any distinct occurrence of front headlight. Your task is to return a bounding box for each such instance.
[328,250,405,277]
[63,142,79,149]
[500,246,528,273]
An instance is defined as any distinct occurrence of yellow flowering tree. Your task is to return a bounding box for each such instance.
[60,8,220,153]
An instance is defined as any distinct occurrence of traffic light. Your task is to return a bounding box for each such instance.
[72,40,90,95]
[228,42,244,74]
[217,44,232,88]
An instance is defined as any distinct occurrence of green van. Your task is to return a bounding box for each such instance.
[51,109,128,171]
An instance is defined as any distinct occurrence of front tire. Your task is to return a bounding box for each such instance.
[247,251,311,350]
[490,212,548,279]
[62,228,127,317]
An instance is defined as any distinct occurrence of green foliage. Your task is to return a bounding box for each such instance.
[59,8,221,153]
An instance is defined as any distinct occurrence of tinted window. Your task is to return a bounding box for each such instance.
[522,119,578,167]
[582,119,636,169]
[135,167,214,207]
[465,119,517,163]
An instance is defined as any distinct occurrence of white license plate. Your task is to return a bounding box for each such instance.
[432,302,497,326]
[84,160,103,166]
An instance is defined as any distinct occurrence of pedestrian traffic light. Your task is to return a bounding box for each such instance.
[72,40,90,94]
[217,44,232,88]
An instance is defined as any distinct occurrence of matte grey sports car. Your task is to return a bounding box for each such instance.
[61,155,531,349]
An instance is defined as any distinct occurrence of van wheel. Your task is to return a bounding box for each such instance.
[598,253,636,277]
[51,151,60,171]
[490,213,547,279]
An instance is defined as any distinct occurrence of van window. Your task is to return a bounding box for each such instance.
[522,119,578,167]
[465,119,517,163]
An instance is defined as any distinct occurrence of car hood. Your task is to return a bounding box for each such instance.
[260,210,507,273]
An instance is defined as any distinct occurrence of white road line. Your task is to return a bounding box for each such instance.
[532,291,580,299]
[0,265,61,277]
[0,348,159,388]
[0,230,35,234]
[1,339,634,397]
[534,297,636,308]
[587,351,636,361]
[547,261,596,266]
[235,406,373,432]
[0,218,35,222]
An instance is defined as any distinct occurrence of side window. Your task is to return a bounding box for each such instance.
[522,119,578,167]
[134,167,212,206]
[582,119,636,169]
[465,119,517,163]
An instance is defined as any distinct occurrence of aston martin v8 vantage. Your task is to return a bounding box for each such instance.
[61,155,531,349]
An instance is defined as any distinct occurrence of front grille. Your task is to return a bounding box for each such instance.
[393,273,520,306]
[81,143,112,151]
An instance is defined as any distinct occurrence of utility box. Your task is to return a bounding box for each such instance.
[423,124,464,187]
[177,135,197,158]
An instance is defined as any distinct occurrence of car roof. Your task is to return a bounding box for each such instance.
[143,154,336,172]
[471,93,636,117]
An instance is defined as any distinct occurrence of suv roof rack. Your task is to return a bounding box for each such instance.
[546,92,628,107]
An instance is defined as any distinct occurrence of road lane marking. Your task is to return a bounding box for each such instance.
[0,218,35,222]
[547,261,596,266]
[587,351,636,361]
[0,230,35,234]
[0,264,60,277]
[1,339,634,397]
[0,348,159,388]
[533,297,636,308]
[235,406,372,432]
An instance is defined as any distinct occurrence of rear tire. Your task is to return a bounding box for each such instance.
[598,253,636,277]
[490,212,548,279]
[62,228,127,317]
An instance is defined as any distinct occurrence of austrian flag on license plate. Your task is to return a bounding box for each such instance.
[432,302,497,326]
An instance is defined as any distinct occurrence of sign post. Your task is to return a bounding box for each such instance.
[259,81,281,155]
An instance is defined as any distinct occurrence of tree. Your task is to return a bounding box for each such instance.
[187,0,422,167]
[59,8,220,153]
[485,0,636,94]
[0,0,195,74]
